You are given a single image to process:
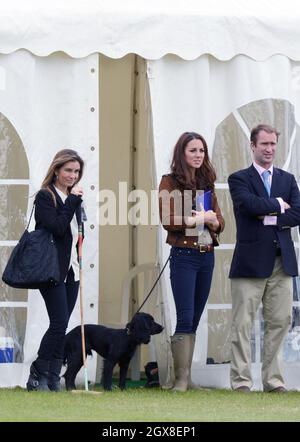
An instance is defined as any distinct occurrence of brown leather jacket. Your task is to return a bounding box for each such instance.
[159,174,225,249]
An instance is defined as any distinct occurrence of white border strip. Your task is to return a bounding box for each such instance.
[215,183,229,189]
[282,126,296,171]
[207,302,300,309]
[0,241,18,246]
[207,304,232,309]
[0,302,28,308]
[216,244,235,250]
[0,180,30,185]
[232,110,251,140]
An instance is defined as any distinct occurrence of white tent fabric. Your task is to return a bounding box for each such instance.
[1,0,300,60]
[148,54,300,389]
[0,50,99,387]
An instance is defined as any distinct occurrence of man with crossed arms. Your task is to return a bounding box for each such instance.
[228,124,300,392]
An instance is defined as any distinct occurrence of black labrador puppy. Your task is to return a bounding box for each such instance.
[63,312,163,391]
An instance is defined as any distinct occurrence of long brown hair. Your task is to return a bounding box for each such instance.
[41,149,84,206]
[170,132,216,190]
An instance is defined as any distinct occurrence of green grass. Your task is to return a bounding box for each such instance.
[0,386,300,422]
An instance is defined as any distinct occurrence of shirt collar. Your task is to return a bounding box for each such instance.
[54,185,67,203]
[253,162,273,177]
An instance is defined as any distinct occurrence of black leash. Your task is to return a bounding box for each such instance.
[133,254,171,316]
[131,236,181,320]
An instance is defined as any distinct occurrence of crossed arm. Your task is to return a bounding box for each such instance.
[228,173,300,228]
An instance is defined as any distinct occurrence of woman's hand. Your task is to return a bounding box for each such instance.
[188,209,219,231]
[70,185,83,197]
[203,210,218,224]
[191,209,217,224]
[206,220,220,232]
[203,210,220,231]
[185,211,204,227]
[185,210,206,228]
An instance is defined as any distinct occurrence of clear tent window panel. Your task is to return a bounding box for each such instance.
[0,112,29,364]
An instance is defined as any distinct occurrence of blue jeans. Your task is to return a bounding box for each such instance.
[170,247,214,334]
[37,267,79,360]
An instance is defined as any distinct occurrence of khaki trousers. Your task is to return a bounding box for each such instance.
[230,257,293,391]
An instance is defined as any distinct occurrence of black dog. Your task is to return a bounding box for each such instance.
[63,312,163,391]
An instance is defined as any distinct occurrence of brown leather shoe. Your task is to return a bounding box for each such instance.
[234,386,251,393]
[268,386,287,393]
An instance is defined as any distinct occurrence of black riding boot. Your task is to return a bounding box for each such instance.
[48,359,63,392]
[26,358,50,392]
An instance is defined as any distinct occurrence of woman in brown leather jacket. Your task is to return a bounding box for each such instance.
[159,132,224,392]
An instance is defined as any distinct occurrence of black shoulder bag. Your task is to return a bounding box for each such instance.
[2,202,60,289]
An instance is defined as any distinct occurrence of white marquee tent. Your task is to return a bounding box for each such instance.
[0,0,300,390]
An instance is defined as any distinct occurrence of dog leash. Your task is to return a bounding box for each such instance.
[133,255,170,317]
[132,235,182,319]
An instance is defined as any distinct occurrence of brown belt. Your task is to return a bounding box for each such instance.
[198,244,214,253]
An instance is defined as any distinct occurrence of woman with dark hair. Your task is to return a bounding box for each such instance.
[159,132,224,392]
[26,149,84,392]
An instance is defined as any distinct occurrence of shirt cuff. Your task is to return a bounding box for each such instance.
[263,216,277,225]
[276,197,285,214]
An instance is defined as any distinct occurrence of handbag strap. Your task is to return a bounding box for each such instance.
[25,202,35,230]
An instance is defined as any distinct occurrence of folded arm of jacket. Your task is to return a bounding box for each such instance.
[277,175,300,229]
[228,174,281,217]
[35,189,82,237]
[210,191,225,234]
[159,179,189,232]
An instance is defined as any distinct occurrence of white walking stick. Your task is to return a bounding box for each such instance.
[71,206,101,395]
[78,220,89,391]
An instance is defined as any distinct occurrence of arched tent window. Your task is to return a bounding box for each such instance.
[0,112,29,363]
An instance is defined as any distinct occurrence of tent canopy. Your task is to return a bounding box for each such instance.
[1,0,300,60]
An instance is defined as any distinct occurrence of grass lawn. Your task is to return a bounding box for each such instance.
[0,385,300,422]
